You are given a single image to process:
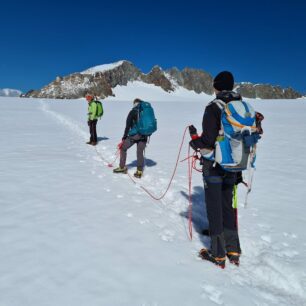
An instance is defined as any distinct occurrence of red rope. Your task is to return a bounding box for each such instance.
[95,127,195,240]
[187,145,193,240]
[132,126,189,201]
[95,147,120,167]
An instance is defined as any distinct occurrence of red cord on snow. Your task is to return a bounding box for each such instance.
[94,126,200,241]
[130,126,190,201]
[187,145,193,240]
[95,147,120,168]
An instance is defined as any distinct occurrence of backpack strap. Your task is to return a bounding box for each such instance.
[93,100,98,117]
[213,99,226,110]
[212,99,226,136]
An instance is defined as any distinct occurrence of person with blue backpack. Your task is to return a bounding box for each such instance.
[189,71,262,268]
[113,98,157,178]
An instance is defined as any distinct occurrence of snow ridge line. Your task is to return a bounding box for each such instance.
[39,100,88,140]
[39,100,119,163]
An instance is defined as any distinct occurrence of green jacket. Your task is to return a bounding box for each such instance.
[88,101,98,121]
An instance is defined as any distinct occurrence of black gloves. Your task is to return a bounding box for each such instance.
[189,140,198,151]
[189,138,204,151]
[189,125,198,138]
[189,125,203,151]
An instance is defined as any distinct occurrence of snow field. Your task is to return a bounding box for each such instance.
[0,96,306,305]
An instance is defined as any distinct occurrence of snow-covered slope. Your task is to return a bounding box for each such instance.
[0,96,306,305]
[108,80,212,102]
[81,60,126,74]
[0,88,22,97]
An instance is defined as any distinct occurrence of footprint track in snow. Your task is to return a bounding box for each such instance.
[201,283,223,305]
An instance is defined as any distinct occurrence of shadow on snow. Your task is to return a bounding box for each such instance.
[127,159,157,168]
[180,185,210,246]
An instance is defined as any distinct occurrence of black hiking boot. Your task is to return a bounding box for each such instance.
[134,169,143,178]
[86,141,93,145]
[199,248,226,269]
[226,252,240,266]
[113,166,128,174]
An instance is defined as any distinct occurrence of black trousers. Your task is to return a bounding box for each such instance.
[202,160,241,258]
[88,120,98,142]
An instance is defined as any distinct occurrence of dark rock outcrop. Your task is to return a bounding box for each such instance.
[235,83,302,99]
[141,66,174,92]
[167,67,213,94]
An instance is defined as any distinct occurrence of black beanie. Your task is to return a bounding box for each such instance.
[213,71,234,91]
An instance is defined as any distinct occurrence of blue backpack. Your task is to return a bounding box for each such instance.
[213,99,261,172]
[128,102,157,136]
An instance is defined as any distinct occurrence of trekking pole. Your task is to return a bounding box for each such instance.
[244,166,255,207]
[244,150,256,207]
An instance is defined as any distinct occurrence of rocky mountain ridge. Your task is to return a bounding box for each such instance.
[25,61,302,99]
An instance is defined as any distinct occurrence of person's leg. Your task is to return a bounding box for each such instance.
[119,137,134,169]
[202,161,226,258]
[136,140,146,170]
[92,120,98,143]
[89,120,94,142]
[222,173,241,255]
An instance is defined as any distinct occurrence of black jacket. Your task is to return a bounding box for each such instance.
[123,107,138,139]
[199,91,242,149]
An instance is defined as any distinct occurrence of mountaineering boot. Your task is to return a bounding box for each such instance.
[113,166,128,174]
[91,141,97,146]
[134,169,143,178]
[199,249,226,269]
[226,252,240,266]
[86,141,92,145]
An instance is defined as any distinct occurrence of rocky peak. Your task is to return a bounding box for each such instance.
[235,83,302,99]
[141,65,174,92]
[25,60,303,99]
[167,67,214,94]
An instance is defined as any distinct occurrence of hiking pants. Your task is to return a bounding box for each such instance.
[202,160,241,258]
[88,119,98,143]
[120,134,147,170]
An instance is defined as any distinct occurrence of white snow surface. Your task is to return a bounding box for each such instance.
[0,88,22,97]
[109,81,212,102]
[81,60,126,74]
[1,95,306,306]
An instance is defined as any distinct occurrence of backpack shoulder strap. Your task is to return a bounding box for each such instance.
[213,99,226,110]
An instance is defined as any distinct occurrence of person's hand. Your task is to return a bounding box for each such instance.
[87,120,90,126]
[189,139,199,151]
[189,125,198,139]
[117,141,124,150]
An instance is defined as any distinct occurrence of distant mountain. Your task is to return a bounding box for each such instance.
[0,88,22,97]
[25,61,302,99]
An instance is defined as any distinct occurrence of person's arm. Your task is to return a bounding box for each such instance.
[123,109,137,139]
[200,103,220,149]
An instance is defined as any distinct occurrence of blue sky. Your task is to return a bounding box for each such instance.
[0,0,305,93]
